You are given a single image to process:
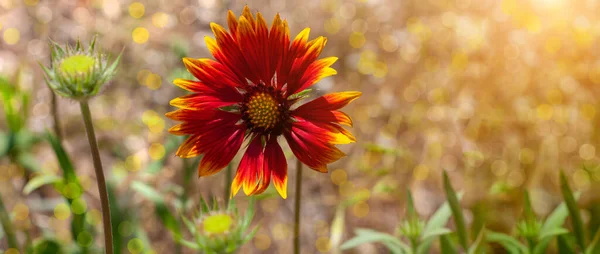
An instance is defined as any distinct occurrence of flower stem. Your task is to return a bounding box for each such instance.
[79,101,113,254]
[293,159,302,254]
[51,92,62,141]
[224,163,232,201]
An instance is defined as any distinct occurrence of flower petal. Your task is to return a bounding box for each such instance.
[295,91,361,112]
[197,127,245,176]
[166,109,240,135]
[292,57,338,94]
[276,28,310,88]
[268,13,289,86]
[182,58,244,89]
[293,110,353,127]
[286,37,329,95]
[227,10,238,35]
[169,93,240,111]
[231,137,264,196]
[264,138,287,198]
[284,121,346,172]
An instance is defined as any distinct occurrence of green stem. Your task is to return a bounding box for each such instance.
[79,101,113,254]
[0,194,18,249]
[293,159,303,254]
[224,163,232,201]
[51,92,62,141]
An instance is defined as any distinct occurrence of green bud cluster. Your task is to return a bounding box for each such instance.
[180,198,258,254]
[40,36,121,101]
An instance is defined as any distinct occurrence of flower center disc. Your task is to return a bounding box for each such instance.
[60,55,96,75]
[246,92,280,129]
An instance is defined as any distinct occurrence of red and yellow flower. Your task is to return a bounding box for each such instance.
[166,6,360,199]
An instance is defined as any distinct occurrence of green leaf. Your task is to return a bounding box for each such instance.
[16,152,42,173]
[32,238,64,254]
[421,228,452,242]
[341,228,410,254]
[423,193,463,236]
[178,239,200,250]
[419,193,464,254]
[539,227,569,241]
[532,237,552,254]
[45,132,88,246]
[486,231,527,254]
[0,131,9,157]
[585,229,600,254]
[241,198,256,231]
[131,181,182,241]
[557,234,575,254]
[46,132,77,183]
[287,88,313,101]
[0,194,18,248]
[23,175,62,195]
[198,196,210,214]
[540,192,580,234]
[467,227,485,254]
[440,235,458,254]
[559,171,586,250]
[243,225,260,245]
[443,171,469,250]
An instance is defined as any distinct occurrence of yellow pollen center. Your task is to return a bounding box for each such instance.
[247,93,280,129]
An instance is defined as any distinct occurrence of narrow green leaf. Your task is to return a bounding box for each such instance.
[539,227,569,241]
[46,132,77,182]
[541,203,569,232]
[241,198,255,230]
[406,190,417,221]
[585,229,600,254]
[557,234,575,254]
[23,175,62,195]
[287,88,313,100]
[89,35,98,52]
[180,214,196,235]
[0,194,18,248]
[178,239,200,250]
[443,171,469,250]
[16,152,42,173]
[560,171,586,250]
[421,228,452,242]
[243,226,260,244]
[532,237,552,254]
[486,231,527,254]
[467,227,486,254]
[440,235,458,254]
[198,196,210,214]
[423,193,464,237]
[340,228,409,254]
[524,190,536,225]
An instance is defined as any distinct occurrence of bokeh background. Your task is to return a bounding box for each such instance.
[2,0,600,253]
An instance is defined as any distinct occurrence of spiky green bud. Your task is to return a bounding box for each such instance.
[180,198,258,254]
[40,36,121,101]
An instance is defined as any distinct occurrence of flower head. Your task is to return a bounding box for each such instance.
[166,6,360,199]
[181,198,257,253]
[40,36,121,101]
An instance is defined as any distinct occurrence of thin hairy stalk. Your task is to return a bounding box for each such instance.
[293,159,303,254]
[51,92,62,140]
[79,101,113,254]
[224,163,232,201]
